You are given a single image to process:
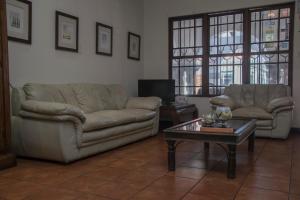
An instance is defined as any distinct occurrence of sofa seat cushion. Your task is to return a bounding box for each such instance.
[83,109,156,132]
[82,120,154,143]
[232,107,273,120]
[256,120,273,127]
[124,109,156,122]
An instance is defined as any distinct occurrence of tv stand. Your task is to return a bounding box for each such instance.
[159,103,198,127]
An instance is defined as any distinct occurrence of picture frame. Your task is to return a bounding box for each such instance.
[6,0,32,44]
[127,32,141,60]
[96,22,113,56]
[297,0,300,32]
[55,11,79,52]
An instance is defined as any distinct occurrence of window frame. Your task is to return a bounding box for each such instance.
[208,11,245,96]
[168,2,294,97]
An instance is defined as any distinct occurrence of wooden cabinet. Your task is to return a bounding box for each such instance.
[0,0,16,170]
[159,103,198,128]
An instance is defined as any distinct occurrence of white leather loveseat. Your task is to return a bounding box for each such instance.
[210,84,294,139]
[11,83,161,163]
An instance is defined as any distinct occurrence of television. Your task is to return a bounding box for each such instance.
[138,79,175,105]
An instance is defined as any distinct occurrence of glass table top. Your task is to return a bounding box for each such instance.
[166,118,254,134]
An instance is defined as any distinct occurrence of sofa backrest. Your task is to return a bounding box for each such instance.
[70,83,128,113]
[13,83,128,114]
[224,84,290,109]
[11,87,26,116]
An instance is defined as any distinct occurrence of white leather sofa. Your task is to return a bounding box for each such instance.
[11,83,161,163]
[210,84,294,139]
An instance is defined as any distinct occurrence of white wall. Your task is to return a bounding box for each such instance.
[9,0,144,96]
[143,0,300,128]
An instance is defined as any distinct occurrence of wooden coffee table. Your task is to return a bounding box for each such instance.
[163,118,256,179]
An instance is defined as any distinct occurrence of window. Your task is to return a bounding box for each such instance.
[250,8,291,85]
[171,17,203,95]
[209,12,244,95]
[169,3,294,96]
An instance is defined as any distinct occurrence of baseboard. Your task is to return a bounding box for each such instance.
[291,127,300,133]
[0,153,16,170]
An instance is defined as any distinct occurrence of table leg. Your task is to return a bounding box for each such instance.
[204,142,210,153]
[167,140,176,171]
[227,145,236,179]
[193,108,198,119]
[248,131,255,152]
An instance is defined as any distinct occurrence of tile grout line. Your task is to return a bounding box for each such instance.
[176,142,232,199]
[178,141,266,200]
[3,135,298,200]
[178,160,224,200]
[232,139,268,200]
[126,172,168,199]
[126,143,216,199]
[177,144,229,200]
[138,141,227,199]
[288,138,295,200]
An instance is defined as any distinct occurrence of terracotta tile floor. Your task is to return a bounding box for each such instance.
[0,132,300,200]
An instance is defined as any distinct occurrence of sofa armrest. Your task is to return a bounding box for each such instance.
[126,97,162,111]
[21,100,86,123]
[209,95,235,109]
[19,110,84,125]
[266,97,294,113]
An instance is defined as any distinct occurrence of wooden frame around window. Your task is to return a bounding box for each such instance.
[169,2,294,97]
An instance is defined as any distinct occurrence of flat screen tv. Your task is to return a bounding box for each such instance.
[138,79,175,105]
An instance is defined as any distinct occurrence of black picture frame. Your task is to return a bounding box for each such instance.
[55,11,79,52]
[96,22,113,56]
[6,0,32,44]
[127,32,141,61]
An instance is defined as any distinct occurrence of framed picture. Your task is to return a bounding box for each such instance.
[96,22,113,56]
[55,11,78,52]
[127,32,140,60]
[297,0,300,32]
[6,0,32,44]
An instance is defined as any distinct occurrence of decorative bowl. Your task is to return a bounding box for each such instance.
[202,112,215,127]
[215,106,232,127]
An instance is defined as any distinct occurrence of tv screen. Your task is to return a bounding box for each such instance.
[138,79,175,105]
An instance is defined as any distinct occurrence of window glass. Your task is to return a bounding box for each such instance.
[170,4,293,96]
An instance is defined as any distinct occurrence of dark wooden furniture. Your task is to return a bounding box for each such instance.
[164,118,256,179]
[0,0,16,170]
[159,103,198,126]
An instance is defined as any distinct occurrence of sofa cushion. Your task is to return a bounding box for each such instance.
[82,120,154,143]
[23,83,82,108]
[21,100,86,123]
[232,107,273,120]
[72,84,117,113]
[254,85,270,109]
[107,85,128,109]
[126,97,161,111]
[256,120,273,127]
[58,84,81,108]
[266,96,294,112]
[83,109,155,132]
[268,84,287,100]
[24,83,66,103]
[209,95,235,109]
[124,109,156,122]
[224,84,242,107]
[240,85,255,107]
